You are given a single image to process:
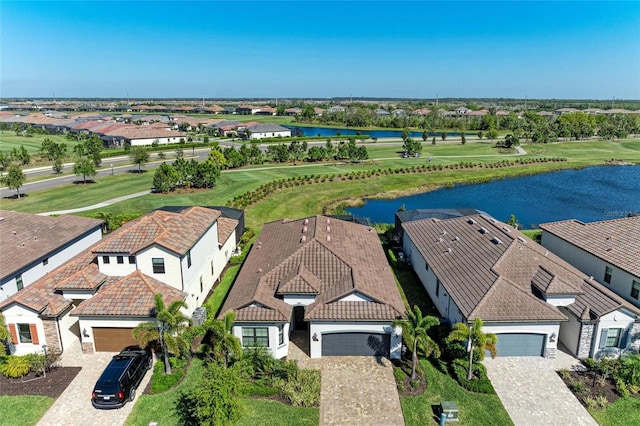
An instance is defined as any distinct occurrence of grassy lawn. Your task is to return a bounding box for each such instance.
[206,264,240,316]
[0,395,54,426]
[588,397,640,426]
[0,132,82,154]
[401,360,513,426]
[236,399,319,426]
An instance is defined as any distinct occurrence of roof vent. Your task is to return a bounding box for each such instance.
[257,268,262,274]
[517,236,526,243]
[326,218,331,225]
[479,227,488,234]
[301,236,306,243]
[327,226,331,233]
[589,275,594,280]
[446,247,452,253]
[544,251,548,256]
[491,237,502,245]
[302,226,307,233]
[437,237,444,243]
[453,236,460,242]
[490,218,497,223]
[502,227,511,233]
[12,230,16,235]
[467,218,476,225]
[326,235,331,242]
[441,230,447,235]
[304,218,309,225]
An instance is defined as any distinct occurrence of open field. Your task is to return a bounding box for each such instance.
[0,133,82,154]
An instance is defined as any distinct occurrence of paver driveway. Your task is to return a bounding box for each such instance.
[37,342,152,426]
[484,351,597,426]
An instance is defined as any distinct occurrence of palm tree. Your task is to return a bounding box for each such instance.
[393,305,440,380]
[133,294,190,374]
[447,318,498,380]
[207,311,242,367]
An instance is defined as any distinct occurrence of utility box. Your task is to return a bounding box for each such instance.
[440,401,459,422]
[192,307,207,326]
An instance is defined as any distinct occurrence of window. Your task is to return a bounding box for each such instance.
[604,266,613,284]
[42,258,48,266]
[242,327,269,347]
[16,275,24,291]
[117,256,124,264]
[18,324,32,343]
[436,279,440,297]
[186,250,192,268]
[425,261,429,271]
[128,256,136,264]
[152,258,165,274]
[103,256,110,264]
[200,276,203,293]
[278,324,284,345]
[606,328,622,347]
[632,280,640,300]
[211,260,214,276]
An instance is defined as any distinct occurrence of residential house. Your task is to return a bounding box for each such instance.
[285,107,302,116]
[401,213,640,358]
[236,105,261,115]
[255,106,276,116]
[245,123,291,140]
[0,210,103,302]
[375,109,391,117]
[540,217,640,309]
[219,216,405,359]
[412,108,431,116]
[1,207,243,355]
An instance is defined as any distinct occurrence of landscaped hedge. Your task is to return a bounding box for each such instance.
[451,358,495,394]
[149,357,186,393]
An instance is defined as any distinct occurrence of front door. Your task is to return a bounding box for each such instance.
[293,306,307,331]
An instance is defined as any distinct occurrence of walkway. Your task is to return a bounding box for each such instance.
[37,341,152,426]
[38,190,150,216]
[484,349,597,426]
[288,333,405,426]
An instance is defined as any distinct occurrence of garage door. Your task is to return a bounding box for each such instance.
[322,332,390,356]
[93,327,137,352]
[495,333,545,357]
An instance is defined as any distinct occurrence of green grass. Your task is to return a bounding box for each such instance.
[0,132,82,154]
[0,395,54,426]
[236,399,319,426]
[588,397,640,426]
[401,360,513,426]
[206,264,240,316]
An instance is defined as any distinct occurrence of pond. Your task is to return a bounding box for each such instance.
[284,125,463,140]
[346,165,640,228]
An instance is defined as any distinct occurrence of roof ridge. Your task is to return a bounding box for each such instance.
[137,271,156,293]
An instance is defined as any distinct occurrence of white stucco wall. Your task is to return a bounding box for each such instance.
[58,306,80,352]
[403,236,464,324]
[592,309,636,357]
[97,253,137,276]
[249,130,291,140]
[130,136,182,146]
[483,321,561,355]
[0,227,102,302]
[3,304,47,355]
[339,292,372,302]
[309,322,402,359]
[545,295,577,307]
[559,311,582,356]
[542,231,640,308]
[283,295,316,306]
[136,245,182,289]
[232,323,289,359]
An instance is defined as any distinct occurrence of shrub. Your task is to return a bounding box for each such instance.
[616,378,630,398]
[559,369,571,381]
[24,353,46,374]
[595,394,609,409]
[451,358,494,394]
[277,369,321,407]
[150,359,185,393]
[570,380,587,394]
[583,358,598,371]
[0,355,31,378]
[584,397,598,410]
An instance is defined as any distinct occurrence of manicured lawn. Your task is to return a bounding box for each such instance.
[0,395,54,426]
[0,132,81,154]
[401,360,513,426]
[588,397,640,426]
[206,264,240,315]
[236,399,319,426]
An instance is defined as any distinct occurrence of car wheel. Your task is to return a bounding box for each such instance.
[129,387,136,402]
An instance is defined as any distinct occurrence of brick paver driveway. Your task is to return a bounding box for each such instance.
[317,357,404,426]
[37,342,152,426]
[484,351,597,426]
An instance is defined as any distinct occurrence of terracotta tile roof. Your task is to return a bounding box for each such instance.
[0,210,103,280]
[217,217,239,246]
[219,216,405,323]
[0,250,106,317]
[540,217,640,278]
[92,207,221,256]
[70,271,185,317]
[102,125,186,140]
[403,214,591,322]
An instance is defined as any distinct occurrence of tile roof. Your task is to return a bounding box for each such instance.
[568,277,640,320]
[220,216,405,323]
[92,207,222,256]
[540,217,640,278]
[402,214,593,322]
[217,217,239,246]
[0,210,103,280]
[70,270,185,317]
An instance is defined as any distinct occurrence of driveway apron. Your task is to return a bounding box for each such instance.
[318,357,404,426]
[484,353,598,426]
[37,342,152,426]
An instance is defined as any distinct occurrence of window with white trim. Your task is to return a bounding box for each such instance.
[16,275,24,291]
[606,328,622,347]
[18,323,32,343]
[242,327,269,347]
[152,258,165,274]
[278,324,284,345]
[604,266,613,284]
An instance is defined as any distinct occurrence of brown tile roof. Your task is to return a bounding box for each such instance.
[0,249,106,317]
[540,217,640,278]
[219,216,405,323]
[103,125,186,140]
[403,214,591,322]
[70,270,185,317]
[92,207,221,256]
[0,210,103,280]
[217,217,238,246]
[568,277,640,320]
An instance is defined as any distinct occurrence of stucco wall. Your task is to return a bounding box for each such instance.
[136,245,182,289]
[282,295,316,306]
[232,323,289,359]
[558,310,582,356]
[309,322,401,359]
[3,304,47,355]
[592,309,636,358]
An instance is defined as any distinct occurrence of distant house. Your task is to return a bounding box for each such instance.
[375,109,390,117]
[412,108,431,116]
[245,123,291,139]
[255,106,277,116]
[401,213,640,358]
[236,105,261,115]
[285,107,302,116]
[0,210,103,302]
[540,217,640,309]
[222,106,237,114]
[326,106,346,114]
[555,108,579,115]
[219,216,405,359]
[1,207,243,355]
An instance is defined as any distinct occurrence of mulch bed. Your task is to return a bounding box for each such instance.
[0,367,81,398]
[392,359,427,397]
[558,370,626,408]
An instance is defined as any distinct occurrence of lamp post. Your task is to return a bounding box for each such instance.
[110,163,114,175]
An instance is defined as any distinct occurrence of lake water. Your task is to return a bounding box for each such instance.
[346,165,640,228]
[285,126,462,139]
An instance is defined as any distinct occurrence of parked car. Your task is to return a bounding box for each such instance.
[91,346,153,409]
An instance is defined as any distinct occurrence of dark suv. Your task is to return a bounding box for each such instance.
[91,346,153,409]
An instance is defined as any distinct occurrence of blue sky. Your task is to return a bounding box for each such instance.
[1,1,639,99]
